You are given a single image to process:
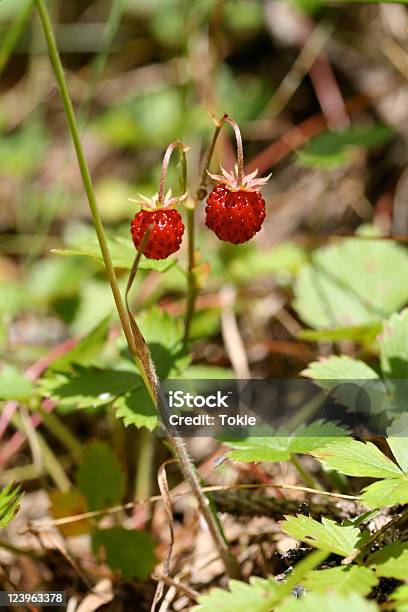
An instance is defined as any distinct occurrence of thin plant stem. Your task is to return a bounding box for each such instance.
[135,428,156,503]
[0,0,34,77]
[224,116,244,185]
[34,0,239,579]
[184,113,245,343]
[291,456,323,491]
[29,403,83,462]
[158,140,188,205]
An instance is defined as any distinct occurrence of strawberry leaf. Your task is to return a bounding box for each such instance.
[368,543,408,580]
[361,478,408,509]
[77,441,126,511]
[304,565,378,596]
[224,421,347,463]
[311,439,403,478]
[282,515,362,557]
[92,527,156,580]
[279,592,379,612]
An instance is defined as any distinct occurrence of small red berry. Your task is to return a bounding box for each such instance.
[206,185,266,244]
[205,165,270,244]
[130,191,185,260]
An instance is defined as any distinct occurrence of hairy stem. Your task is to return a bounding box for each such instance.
[158,140,188,205]
[35,0,239,579]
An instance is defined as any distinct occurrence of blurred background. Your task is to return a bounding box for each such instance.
[1,0,408,367]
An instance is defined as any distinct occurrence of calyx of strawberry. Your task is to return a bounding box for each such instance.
[208,164,271,193]
[129,189,187,211]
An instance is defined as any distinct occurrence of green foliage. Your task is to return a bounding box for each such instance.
[312,437,408,509]
[77,441,126,511]
[92,527,156,579]
[279,592,378,612]
[113,385,156,430]
[53,236,176,272]
[368,543,408,580]
[0,366,34,400]
[49,316,110,373]
[294,232,408,332]
[0,122,48,178]
[282,515,361,557]
[391,585,408,612]
[224,421,347,462]
[297,125,393,169]
[39,366,138,409]
[311,439,403,479]
[304,565,378,596]
[194,550,327,611]
[0,483,23,530]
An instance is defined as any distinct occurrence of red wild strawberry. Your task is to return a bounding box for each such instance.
[205,165,270,244]
[130,190,185,260]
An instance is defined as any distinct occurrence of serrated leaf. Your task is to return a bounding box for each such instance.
[194,550,327,612]
[136,306,190,378]
[304,565,378,595]
[224,421,347,463]
[0,366,34,400]
[311,439,403,478]
[279,592,378,612]
[304,356,389,416]
[361,477,408,509]
[0,483,23,530]
[49,316,110,373]
[113,385,157,430]
[39,365,138,409]
[92,527,156,580]
[368,542,408,580]
[76,441,126,511]
[387,415,408,473]
[304,355,379,380]
[282,515,361,557]
[297,124,393,169]
[53,235,176,272]
[293,234,408,331]
[193,576,279,612]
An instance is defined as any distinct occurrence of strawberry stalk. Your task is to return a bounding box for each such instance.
[34,0,240,580]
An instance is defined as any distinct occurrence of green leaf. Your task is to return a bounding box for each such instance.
[361,478,408,509]
[137,307,190,379]
[113,385,157,431]
[379,309,408,378]
[0,366,33,401]
[77,441,126,511]
[387,415,408,473]
[391,585,408,612]
[368,542,408,580]
[0,483,23,530]
[293,233,408,330]
[297,125,393,169]
[304,565,378,596]
[92,527,156,580]
[229,242,307,285]
[303,356,389,414]
[282,515,361,557]
[39,366,138,409]
[279,592,378,612]
[53,235,176,272]
[298,323,381,345]
[49,316,110,373]
[194,550,327,612]
[304,355,380,380]
[194,577,279,612]
[224,422,347,463]
[311,439,403,478]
